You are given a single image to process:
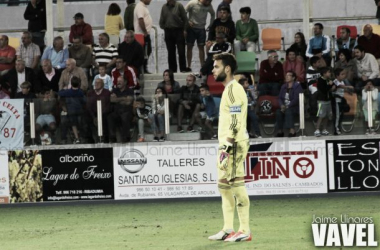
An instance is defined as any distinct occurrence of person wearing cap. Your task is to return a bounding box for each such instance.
[69,13,94,46]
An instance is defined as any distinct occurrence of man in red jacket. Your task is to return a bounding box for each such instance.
[69,13,94,46]
[258,50,284,96]
[111,57,140,94]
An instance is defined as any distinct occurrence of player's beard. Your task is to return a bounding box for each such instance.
[215,69,227,82]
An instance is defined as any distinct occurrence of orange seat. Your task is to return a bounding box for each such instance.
[261,28,282,51]
[206,75,224,96]
[8,37,20,50]
[134,34,145,47]
[336,25,358,39]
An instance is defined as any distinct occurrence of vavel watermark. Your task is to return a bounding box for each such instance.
[312,214,378,247]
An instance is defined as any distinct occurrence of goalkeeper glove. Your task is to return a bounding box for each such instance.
[218,141,234,170]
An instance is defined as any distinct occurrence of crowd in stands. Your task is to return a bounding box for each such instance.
[1,0,380,145]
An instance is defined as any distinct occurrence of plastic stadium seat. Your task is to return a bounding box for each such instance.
[206,75,224,96]
[336,25,358,39]
[340,92,357,133]
[235,51,256,74]
[261,28,282,50]
[257,95,280,135]
[134,34,145,47]
[8,37,20,49]
[361,24,380,36]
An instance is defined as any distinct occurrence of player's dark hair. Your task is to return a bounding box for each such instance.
[239,7,251,15]
[213,53,237,74]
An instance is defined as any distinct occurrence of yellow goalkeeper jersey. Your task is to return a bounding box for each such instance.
[218,79,249,142]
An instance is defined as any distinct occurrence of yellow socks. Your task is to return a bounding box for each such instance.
[218,182,235,231]
[231,180,250,234]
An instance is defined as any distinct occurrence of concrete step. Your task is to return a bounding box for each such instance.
[143,73,190,81]
[143,80,187,89]
[144,131,201,142]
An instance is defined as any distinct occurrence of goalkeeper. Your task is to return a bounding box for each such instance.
[208,53,251,242]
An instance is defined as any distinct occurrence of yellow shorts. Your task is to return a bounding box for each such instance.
[217,140,250,181]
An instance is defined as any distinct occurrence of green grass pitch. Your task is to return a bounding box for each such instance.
[0,195,379,250]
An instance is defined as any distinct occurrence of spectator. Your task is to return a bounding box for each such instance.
[111,57,139,93]
[334,49,357,85]
[14,81,36,133]
[134,0,153,73]
[58,76,86,144]
[314,67,335,137]
[283,48,306,84]
[69,13,93,46]
[59,58,88,91]
[275,71,303,137]
[332,68,353,135]
[362,80,378,134]
[92,33,118,75]
[85,78,111,143]
[335,27,356,52]
[92,65,113,91]
[207,6,235,46]
[197,85,217,138]
[201,32,232,80]
[118,30,144,71]
[307,56,322,95]
[217,0,232,19]
[159,0,189,73]
[37,59,61,93]
[177,74,201,132]
[68,36,92,78]
[24,0,46,53]
[354,45,380,93]
[107,76,134,143]
[185,0,215,70]
[306,23,331,65]
[157,69,181,94]
[41,36,69,71]
[258,50,284,96]
[234,7,259,53]
[357,24,380,65]
[239,78,261,138]
[150,87,167,142]
[2,59,37,98]
[0,35,16,76]
[34,87,57,144]
[124,0,136,31]
[105,3,124,46]
[307,48,327,69]
[288,32,307,63]
[135,96,152,142]
[16,31,40,70]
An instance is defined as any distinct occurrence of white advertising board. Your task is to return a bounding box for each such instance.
[113,143,220,200]
[0,99,24,150]
[0,150,9,203]
[245,140,328,195]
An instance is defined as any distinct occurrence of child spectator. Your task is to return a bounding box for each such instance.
[150,87,167,142]
[92,65,113,91]
[135,96,152,142]
[332,68,354,135]
[34,87,57,144]
[314,67,336,137]
[58,76,86,144]
[362,80,378,135]
[193,85,217,139]
[239,77,261,138]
